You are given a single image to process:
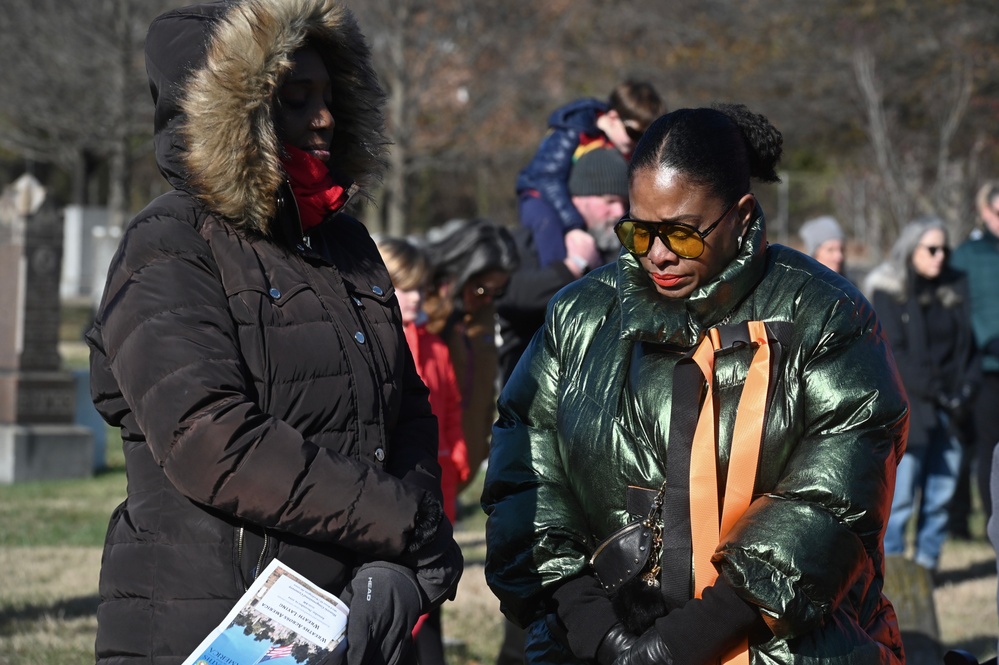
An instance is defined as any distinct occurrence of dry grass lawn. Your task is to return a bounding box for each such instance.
[2,532,996,665]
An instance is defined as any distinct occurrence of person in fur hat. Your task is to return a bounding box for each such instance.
[864,217,980,573]
[86,1,461,663]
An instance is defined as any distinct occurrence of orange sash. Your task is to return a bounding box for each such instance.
[688,321,771,665]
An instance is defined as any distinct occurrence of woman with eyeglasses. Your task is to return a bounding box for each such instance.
[865,217,979,574]
[422,219,519,490]
[483,104,907,665]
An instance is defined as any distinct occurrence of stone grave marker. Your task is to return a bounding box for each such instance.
[0,174,93,483]
[884,554,942,665]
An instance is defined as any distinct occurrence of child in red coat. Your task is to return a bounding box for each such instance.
[377,238,469,665]
[378,237,470,523]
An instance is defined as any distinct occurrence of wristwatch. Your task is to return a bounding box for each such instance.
[569,255,589,275]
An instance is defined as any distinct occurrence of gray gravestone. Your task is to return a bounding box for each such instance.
[0,174,92,483]
[884,554,942,665]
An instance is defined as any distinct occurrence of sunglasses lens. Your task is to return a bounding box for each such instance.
[616,221,651,255]
[663,227,702,259]
[616,221,705,258]
[625,125,644,142]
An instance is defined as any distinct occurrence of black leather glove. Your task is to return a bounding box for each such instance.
[612,625,674,665]
[345,562,424,665]
[596,623,640,665]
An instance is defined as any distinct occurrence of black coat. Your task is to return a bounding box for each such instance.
[496,225,577,384]
[87,2,459,662]
[871,268,979,449]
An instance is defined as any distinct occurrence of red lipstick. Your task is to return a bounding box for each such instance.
[651,273,683,288]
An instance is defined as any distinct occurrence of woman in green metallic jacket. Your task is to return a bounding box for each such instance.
[482,105,908,665]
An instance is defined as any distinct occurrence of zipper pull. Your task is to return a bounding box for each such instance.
[343,183,360,208]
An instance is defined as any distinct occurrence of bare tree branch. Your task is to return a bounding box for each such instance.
[852,47,910,233]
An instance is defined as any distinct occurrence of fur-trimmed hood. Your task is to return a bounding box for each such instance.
[864,260,966,308]
[862,262,905,300]
[145,0,386,236]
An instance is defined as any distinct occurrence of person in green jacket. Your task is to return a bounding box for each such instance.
[950,181,999,529]
[482,104,908,665]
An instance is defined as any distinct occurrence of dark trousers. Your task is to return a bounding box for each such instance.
[974,374,999,519]
[415,609,445,665]
[951,448,975,536]
[955,373,999,530]
[496,618,527,665]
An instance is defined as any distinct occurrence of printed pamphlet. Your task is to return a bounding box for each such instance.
[182,558,349,665]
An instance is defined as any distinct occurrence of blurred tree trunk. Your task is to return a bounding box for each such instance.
[354,0,577,234]
[106,0,132,229]
[0,0,170,210]
[852,48,911,235]
[383,2,411,238]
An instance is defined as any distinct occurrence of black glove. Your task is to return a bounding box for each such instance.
[399,490,463,608]
[937,385,973,424]
[345,562,425,665]
[405,490,445,555]
[313,644,348,665]
[596,623,640,665]
[549,574,622,661]
[612,625,674,665]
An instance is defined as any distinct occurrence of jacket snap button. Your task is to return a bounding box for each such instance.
[354,332,365,344]
[269,287,281,299]
[374,447,385,462]
[371,285,384,296]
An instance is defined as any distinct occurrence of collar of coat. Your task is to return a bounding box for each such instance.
[617,204,769,348]
[147,0,387,238]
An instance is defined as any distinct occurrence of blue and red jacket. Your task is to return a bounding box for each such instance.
[516,98,615,234]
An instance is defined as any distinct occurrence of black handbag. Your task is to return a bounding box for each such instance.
[588,481,666,593]
[588,482,669,634]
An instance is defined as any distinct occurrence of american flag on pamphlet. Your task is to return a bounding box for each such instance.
[258,643,295,662]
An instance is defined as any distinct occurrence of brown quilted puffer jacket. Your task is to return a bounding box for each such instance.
[86,1,461,663]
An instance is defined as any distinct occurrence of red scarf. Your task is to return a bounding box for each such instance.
[281,144,349,231]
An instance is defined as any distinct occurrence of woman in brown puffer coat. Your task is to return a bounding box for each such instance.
[86,2,461,664]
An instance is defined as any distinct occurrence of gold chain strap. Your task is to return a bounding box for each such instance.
[639,478,669,587]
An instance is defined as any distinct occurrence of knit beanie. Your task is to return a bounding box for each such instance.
[569,148,629,199]
[798,215,845,255]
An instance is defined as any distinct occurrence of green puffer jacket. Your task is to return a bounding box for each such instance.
[482,209,908,664]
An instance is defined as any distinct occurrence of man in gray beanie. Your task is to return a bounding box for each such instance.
[497,147,629,385]
[799,215,846,275]
[567,148,630,260]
